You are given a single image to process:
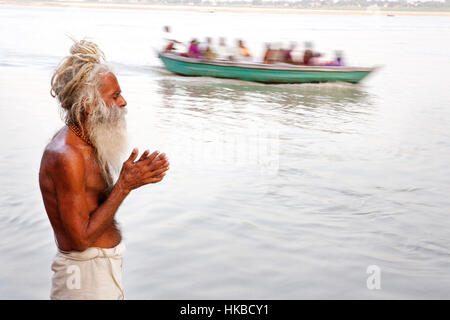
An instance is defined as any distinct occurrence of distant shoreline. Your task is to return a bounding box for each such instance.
[1,1,450,16]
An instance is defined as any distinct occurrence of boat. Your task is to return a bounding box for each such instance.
[158,52,375,84]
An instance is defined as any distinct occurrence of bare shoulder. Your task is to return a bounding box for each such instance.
[41,127,86,181]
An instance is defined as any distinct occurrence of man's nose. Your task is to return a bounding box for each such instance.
[118,96,127,108]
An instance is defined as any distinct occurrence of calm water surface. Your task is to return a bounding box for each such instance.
[0,5,449,299]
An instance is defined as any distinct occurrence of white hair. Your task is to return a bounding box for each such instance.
[51,39,128,186]
[50,39,112,128]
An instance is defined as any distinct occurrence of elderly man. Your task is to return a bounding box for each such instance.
[39,39,169,300]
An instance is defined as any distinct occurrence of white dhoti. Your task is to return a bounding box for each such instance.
[50,242,126,300]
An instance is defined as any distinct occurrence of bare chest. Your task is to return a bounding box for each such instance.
[82,150,110,198]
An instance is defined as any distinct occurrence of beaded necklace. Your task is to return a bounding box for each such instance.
[68,123,94,147]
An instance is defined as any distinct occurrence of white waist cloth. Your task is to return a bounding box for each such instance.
[50,242,126,300]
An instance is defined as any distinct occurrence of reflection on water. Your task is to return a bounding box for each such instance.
[156,75,375,135]
[156,72,370,106]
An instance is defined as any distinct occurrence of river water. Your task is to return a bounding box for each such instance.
[0,5,449,299]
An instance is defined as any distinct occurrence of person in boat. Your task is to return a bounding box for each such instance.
[301,41,315,65]
[198,37,208,57]
[308,52,324,66]
[200,37,216,60]
[303,50,312,65]
[234,39,252,62]
[263,42,284,64]
[216,37,233,61]
[324,51,345,66]
[40,39,170,300]
[162,25,182,52]
[263,43,275,64]
[187,38,200,59]
[282,42,297,64]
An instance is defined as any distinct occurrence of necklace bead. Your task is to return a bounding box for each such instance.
[68,123,94,147]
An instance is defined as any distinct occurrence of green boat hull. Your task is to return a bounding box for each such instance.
[158,53,374,84]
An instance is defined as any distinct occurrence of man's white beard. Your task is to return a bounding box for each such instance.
[86,101,128,186]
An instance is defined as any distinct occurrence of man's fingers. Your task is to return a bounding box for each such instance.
[138,150,150,161]
[153,172,166,179]
[148,158,170,171]
[142,166,169,180]
[143,175,165,184]
[157,153,167,160]
[153,152,167,162]
[125,148,138,164]
[143,151,160,165]
[151,166,169,177]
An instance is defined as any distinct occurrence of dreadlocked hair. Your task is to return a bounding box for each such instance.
[50,38,112,128]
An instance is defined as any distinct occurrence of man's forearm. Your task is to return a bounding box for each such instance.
[84,182,130,246]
